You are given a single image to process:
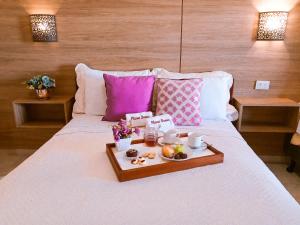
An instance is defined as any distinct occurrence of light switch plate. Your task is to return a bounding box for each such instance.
[255,80,270,90]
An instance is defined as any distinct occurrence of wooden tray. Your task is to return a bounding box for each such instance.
[106,133,224,182]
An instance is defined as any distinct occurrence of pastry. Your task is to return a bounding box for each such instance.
[162,145,175,158]
[131,159,139,165]
[131,156,147,165]
[174,153,181,159]
[139,161,147,165]
[138,157,146,165]
[126,149,138,157]
[174,152,188,160]
[180,153,188,159]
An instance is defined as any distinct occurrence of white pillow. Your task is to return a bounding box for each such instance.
[73,63,151,115]
[226,104,239,122]
[152,68,232,90]
[152,68,233,120]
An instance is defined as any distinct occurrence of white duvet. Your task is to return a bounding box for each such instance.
[0,115,300,225]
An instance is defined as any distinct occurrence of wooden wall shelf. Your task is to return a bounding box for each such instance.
[234,97,299,133]
[12,96,74,129]
[233,97,299,158]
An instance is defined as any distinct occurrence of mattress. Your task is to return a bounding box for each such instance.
[0,115,299,225]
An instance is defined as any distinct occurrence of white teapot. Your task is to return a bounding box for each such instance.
[163,129,180,144]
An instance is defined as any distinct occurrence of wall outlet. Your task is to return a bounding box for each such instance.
[255,80,270,90]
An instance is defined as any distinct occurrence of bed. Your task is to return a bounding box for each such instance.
[0,114,300,225]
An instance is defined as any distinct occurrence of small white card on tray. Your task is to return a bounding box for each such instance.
[126,111,153,127]
[146,114,174,132]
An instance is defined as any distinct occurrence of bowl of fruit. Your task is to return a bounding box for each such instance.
[160,144,192,161]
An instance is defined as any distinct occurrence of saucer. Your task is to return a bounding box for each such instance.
[187,142,207,151]
[157,137,182,146]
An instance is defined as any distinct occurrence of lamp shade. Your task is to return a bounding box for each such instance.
[30,14,57,42]
[257,11,288,40]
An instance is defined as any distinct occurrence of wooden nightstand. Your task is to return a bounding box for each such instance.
[233,97,300,159]
[234,97,299,133]
[12,96,74,129]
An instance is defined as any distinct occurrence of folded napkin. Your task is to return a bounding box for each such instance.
[126,111,153,127]
[146,114,174,132]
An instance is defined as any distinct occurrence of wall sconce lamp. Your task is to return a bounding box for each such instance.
[30,14,57,42]
[257,11,288,40]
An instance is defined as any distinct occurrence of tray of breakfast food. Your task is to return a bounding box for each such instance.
[106,133,224,182]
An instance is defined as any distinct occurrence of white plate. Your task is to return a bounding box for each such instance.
[159,149,193,162]
[158,142,208,161]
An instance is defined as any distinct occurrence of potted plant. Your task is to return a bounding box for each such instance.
[112,120,140,152]
[24,74,55,99]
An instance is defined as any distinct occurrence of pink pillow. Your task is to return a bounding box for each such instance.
[156,78,203,126]
[103,74,155,121]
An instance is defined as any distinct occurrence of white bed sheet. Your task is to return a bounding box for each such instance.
[0,115,299,225]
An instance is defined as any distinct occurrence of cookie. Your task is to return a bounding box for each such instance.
[148,153,156,159]
[142,152,156,159]
[142,152,150,157]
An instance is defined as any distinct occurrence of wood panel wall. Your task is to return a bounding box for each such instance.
[181,0,300,101]
[0,0,300,150]
[181,0,300,157]
[0,0,182,149]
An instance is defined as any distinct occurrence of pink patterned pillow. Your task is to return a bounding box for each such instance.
[156,78,203,126]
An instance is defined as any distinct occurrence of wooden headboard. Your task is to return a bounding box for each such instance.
[230,79,235,103]
[1,0,300,150]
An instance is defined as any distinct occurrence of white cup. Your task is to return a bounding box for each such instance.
[163,129,179,144]
[188,132,204,149]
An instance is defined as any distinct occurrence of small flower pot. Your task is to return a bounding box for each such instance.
[115,137,132,152]
[36,89,49,99]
